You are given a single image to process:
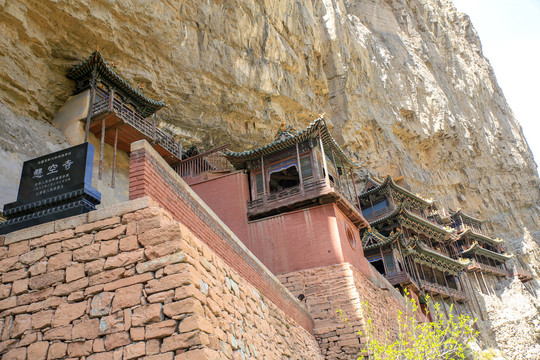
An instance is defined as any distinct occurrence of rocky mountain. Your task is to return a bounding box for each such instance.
[0,0,538,356]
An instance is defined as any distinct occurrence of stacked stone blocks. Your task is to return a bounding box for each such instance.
[0,198,323,359]
[279,263,403,359]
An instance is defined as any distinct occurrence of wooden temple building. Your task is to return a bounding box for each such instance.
[66,51,181,186]
[357,175,519,311]
[56,51,530,316]
[181,117,372,275]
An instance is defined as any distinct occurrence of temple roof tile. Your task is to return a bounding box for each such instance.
[224,117,357,169]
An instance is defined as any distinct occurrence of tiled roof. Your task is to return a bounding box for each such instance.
[460,242,513,261]
[224,117,357,169]
[457,228,503,246]
[358,175,434,206]
[67,51,166,118]
[450,209,486,224]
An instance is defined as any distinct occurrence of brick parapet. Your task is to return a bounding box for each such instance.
[0,197,323,359]
[128,140,314,333]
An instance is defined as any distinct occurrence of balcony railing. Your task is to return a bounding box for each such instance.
[419,279,466,301]
[92,88,182,160]
[247,179,328,211]
[172,144,231,179]
[510,265,533,283]
[467,259,508,277]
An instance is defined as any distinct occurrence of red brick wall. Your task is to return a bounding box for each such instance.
[129,141,314,333]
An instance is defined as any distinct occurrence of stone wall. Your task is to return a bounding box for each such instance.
[278,263,407,359]
[0,197,324,359]
[128,140,314,332]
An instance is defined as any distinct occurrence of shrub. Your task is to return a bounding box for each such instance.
[338,291,479,360]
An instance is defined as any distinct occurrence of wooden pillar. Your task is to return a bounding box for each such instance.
[379,247,388,275]
[473,271,483,293]
[439,294,450,319]
[261,154,267,204]
[111,128,118,188]
[419,262,426,281]
[480,271,491,295]
[431,266,438,285]
[464,273,485,321]
[98,118,105,180]
[349,170,362,210]
[330,150,339,187]
[318,129,329,185]
[295,140,304,195]
[84,66,98,143]
[108,88,115,111]
[342,167,354,202]
[152,113,157,142]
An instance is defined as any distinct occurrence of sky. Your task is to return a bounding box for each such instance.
[452,0,540,168]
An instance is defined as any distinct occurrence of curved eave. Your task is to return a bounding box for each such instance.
[224,117,358,169]
[400,207,455,237]
[361,229,402,251]
[450,209,486,224]
[358,175,434,207]
[367,204,402,226]
[461,243,513,261]
[458,228,503,246]
[67,51,166,117]
[413,242,471,270]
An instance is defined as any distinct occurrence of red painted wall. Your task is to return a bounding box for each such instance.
[190,171,250,244]
[247,204,371,275]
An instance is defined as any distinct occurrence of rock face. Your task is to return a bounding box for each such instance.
[0,0,539,355]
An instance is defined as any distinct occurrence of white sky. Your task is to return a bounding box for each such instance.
[452,0,540,169]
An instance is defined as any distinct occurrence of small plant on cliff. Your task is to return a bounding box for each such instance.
[338,291,479,360]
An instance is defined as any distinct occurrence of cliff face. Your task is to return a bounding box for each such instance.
[1,0,538,237]
[0,0,539,353]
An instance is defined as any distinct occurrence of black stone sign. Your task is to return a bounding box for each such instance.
[0,143,101,234]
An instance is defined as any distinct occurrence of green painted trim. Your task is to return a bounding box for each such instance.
[224,117,357,169]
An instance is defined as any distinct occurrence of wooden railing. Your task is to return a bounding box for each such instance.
[510,265,533,282]
[171,144,231,178]
[92,88,182,159]
[455,224,488,236]
[418,240,451,258]
[247,179,328,211]
[419,279,466,300]
[468,259,508,277]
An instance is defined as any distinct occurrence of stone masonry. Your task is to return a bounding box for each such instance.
[279,263,406,359]
[0,197,324,359]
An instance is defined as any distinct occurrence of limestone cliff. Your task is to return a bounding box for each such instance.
[0,0,539,356]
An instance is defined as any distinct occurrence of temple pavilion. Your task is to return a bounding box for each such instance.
[67,51,181,181]
[224,119,366,227]
[181,117,371,275]
[358,176,471,306]
[358,175,518,305]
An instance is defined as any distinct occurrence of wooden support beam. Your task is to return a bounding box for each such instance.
[112,128,118,188]
[318,129,329,186]
[261,154,267,205]
[295,140,304,196]
[99,118,105,180]
[84,66,98,143]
